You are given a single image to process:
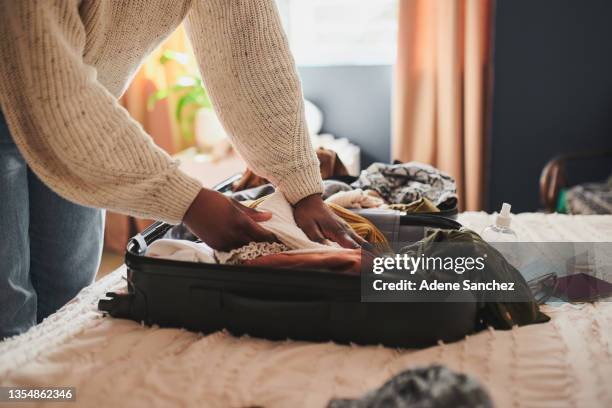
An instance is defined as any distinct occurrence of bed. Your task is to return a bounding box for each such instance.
[1,213,611,408]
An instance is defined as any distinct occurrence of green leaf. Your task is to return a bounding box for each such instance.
[180,110,198,141]
[146,88,169,110]
[147,82,201,111]
[159,50,190,66]
[175,93,199,121]
[193,87,212,109]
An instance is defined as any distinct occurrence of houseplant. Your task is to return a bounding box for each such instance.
[148,50,227,153]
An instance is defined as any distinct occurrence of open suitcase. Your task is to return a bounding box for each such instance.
[98,176,473,348]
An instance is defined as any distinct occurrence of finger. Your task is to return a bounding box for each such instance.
[246,220,279,243]
[302,221,327,244]
[235,200,273,222]
[349,230,368,247]
[321,222,360,249]
[334,232,360,249]
[347,231,379,255]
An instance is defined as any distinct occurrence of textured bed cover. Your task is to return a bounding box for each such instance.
[1,213,611,408]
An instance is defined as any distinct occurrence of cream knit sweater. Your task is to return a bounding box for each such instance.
[0,0,322,224]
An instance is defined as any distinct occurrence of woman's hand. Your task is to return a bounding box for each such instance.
[183,188,277,251]
[293,194,366,249]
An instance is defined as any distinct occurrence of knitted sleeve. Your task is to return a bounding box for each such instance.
[185,0,323,204]
[0,1,202,224]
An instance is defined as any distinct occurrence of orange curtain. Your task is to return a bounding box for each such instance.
[392,0,494,210]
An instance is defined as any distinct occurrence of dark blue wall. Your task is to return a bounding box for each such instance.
[298,65,392,166]
[488,0,612,212]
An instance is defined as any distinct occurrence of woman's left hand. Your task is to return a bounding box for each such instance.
[293,194,366,249]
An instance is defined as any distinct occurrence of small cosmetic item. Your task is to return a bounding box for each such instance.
[482,203,520,268]
[481,203,517,242]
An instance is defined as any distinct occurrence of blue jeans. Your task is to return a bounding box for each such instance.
[0,110,104,339]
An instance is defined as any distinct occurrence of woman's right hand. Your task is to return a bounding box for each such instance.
[183,188,277,251]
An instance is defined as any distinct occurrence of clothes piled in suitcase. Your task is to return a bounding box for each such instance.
[99,160,548,348]
[147,191,368,273]
[232,161,459,215]
[148,161,460,272]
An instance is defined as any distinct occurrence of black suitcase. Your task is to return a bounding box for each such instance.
[98,178,473,348]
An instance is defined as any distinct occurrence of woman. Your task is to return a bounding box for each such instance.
[0,0,361,339]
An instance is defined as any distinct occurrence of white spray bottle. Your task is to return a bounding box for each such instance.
[481,203,517,242]
[482,203,520,267]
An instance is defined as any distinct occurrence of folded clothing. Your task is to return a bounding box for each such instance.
[322,180,354,200]
[387,197,439,213]
[147,239,362,274]
[147,192,359,269]
[147,192,389,274]
[244,249,362,274]
[324,189,385,209]
[248,193,390,249]
[148,239,216,263]
[216,242,290,265]
[250,192,349,253]
[352,162,457,208]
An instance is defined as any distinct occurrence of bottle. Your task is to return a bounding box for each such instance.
[481,203,518,242]
[482,203,520,268]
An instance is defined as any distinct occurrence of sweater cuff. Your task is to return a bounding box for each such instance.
[158,169,203,225]
[276,164,324,205]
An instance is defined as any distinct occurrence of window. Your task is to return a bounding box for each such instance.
[276,0,399,66]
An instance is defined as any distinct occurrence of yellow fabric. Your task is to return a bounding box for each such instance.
[246,196,268,209]
[326,203,390,250]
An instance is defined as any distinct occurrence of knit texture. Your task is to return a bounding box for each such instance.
[0,0,322,224]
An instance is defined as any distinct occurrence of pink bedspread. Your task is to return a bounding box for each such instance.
[1,213,611,407]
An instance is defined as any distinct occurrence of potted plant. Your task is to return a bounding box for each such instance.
[148,50,227,154]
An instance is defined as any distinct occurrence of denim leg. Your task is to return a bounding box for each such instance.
[0,111,36,339]
[28,170,105,322]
